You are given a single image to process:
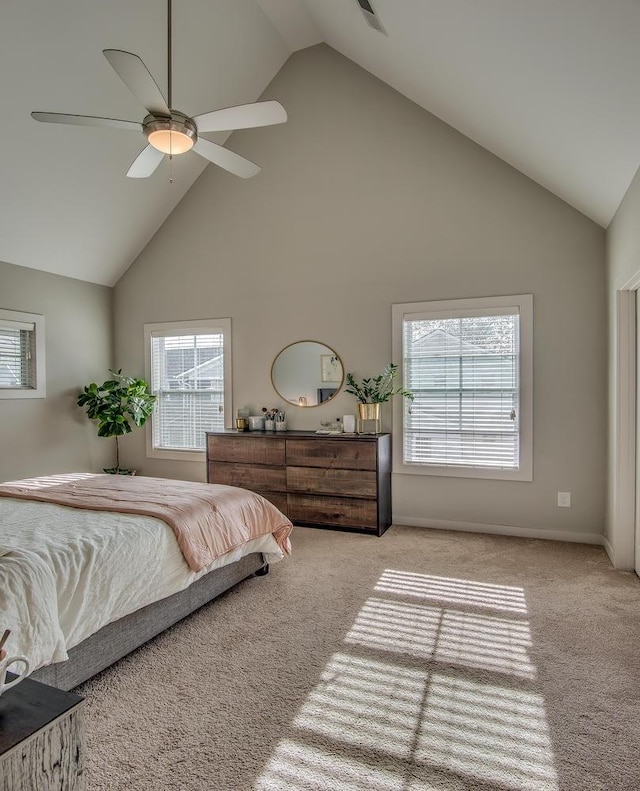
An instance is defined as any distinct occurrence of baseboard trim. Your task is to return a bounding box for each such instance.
[600,531,635,570]
[393,515,605,546]
[601,534,617,566]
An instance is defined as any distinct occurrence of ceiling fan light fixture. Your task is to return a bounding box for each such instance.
[144,113,197,155]
[148,129,193,154]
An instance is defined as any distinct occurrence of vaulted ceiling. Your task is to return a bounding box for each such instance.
[2,0,639,286]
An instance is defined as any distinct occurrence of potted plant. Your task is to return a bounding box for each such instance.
[345,363,414,431]
[77,369,156,474]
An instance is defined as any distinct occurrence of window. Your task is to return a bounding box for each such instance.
[145,319,231,460]
[392,295,532,480]
[0,308,46,399]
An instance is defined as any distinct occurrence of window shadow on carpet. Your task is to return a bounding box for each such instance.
[254,569,558,790]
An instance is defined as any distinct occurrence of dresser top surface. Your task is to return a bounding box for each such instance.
[207,430,390,441]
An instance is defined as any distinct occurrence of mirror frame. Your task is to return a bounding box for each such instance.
[271,340,344,407]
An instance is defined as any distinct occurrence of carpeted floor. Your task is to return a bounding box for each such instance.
[76,525,640,791]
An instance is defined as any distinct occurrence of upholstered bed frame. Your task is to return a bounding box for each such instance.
[31,552,268,691]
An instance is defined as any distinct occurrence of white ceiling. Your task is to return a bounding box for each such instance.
[2,0,640,287]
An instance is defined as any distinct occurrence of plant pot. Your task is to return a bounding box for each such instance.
[357,403,381,421]
[357,403,381,434]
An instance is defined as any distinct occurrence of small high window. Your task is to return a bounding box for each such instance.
[0,308,46,399]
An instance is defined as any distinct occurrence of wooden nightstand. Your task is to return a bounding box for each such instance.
[0,675,84,791]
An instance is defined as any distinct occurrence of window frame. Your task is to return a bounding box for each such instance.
[392,295,533,481]
[144,318,232,462]
[0,308,46,399]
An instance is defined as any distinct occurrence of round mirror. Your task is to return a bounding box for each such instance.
[271,341,344,407]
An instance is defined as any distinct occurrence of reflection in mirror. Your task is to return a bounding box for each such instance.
[271,341,344,407]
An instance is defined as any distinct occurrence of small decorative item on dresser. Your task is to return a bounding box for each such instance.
[248,416,265,431]
[235,417,248,431]
[262,407,280,430]
[342,414,356,433]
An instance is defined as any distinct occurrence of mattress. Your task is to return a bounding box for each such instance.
[0,493,286,673]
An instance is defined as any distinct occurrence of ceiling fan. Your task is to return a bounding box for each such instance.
[31,0,286,179]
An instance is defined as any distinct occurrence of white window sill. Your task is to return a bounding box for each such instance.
[394,461,532,482]
[146,448,205,463]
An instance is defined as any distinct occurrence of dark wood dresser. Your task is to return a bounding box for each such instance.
[206,430,392,535]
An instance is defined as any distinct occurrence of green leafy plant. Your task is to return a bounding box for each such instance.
[77,369,156,474]
[345,363,414,404]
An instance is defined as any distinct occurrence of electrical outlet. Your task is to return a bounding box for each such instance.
[557,491,571,508]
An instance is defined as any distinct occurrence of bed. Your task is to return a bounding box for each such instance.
[0,473,292,691]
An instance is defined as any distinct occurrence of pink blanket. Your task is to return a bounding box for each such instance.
[0,474,292,572]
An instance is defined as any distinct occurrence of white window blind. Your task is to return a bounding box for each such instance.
[0,310,45,398]
[403,310,520,469]
[0,323,35,389]
[150,331,226,452]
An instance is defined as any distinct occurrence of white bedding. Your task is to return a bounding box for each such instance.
[0,497,285,673]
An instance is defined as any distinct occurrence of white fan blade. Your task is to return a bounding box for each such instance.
[103,49,170,117]
[192,138,260,179]
[193,100,287,133]
[126,145,165,178]
[31,112,140,132]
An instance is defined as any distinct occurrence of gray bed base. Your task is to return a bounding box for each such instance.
[31,552,267,691]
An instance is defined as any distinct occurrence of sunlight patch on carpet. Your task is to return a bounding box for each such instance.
[253,739,411,791]
[417,673,557,787]
[375,569,529,613]
[295,653,426,758]
[344,597,535,678]
[255,570,558,791]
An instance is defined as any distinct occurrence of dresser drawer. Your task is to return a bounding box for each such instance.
[208,462,287,492]
[253,490,289,516]
[288,494,378,530]
[286,438,377,470]
[287,466,377,498]
[207,435,286,466]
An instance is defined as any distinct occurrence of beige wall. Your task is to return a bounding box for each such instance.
[114,44,607,540]
[605,163,640,565]
[0,260,113,480]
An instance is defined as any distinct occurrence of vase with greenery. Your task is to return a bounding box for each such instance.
[77,369,156,474]
[345,363,414,404]
[345,363,414,432]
